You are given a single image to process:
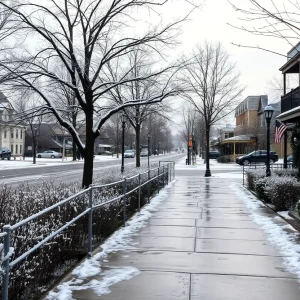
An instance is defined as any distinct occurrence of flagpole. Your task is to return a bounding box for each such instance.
[283,129,287,169]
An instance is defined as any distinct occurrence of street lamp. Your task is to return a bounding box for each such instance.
[121,114,127,173]
[264,105,274,177]
[147,132,150,168]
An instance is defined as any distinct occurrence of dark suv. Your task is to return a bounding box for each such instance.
[209,150,220,159]
[236,150,278,165]
[0,147,11,160]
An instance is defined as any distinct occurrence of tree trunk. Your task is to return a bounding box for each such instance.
[82,106,95,188]
[72,112,77,161]
[204,127,211,177]
[136,124,141,167]
[33,140,36,164]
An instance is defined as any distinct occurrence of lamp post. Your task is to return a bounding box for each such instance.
[264,105,274,177]
[147,132,150,169]
[121,114,127,173]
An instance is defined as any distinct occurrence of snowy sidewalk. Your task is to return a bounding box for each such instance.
[46,171,300,299]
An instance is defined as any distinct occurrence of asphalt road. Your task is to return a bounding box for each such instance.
[0,153,187,188]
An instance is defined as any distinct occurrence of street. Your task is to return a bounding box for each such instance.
[0,153,188,188]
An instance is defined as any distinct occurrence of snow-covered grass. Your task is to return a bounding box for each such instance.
[46,181,175,299]
[230,183,300,279]
[175,156,240,170]
[0,155,120,170]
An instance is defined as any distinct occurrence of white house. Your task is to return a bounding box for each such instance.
[0,92,26,157]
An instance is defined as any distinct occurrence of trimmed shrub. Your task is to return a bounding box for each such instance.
[273,169,298,178]
[254,177,271,202]
[265,176,300,211]
[245,169,266,191]
[217,155,231,163]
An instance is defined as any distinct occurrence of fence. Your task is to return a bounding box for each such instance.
[0,161,175,300]
[242,163,294,185]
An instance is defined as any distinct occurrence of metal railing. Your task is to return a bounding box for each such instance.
[0,162,175,300]
[242,163,294,185]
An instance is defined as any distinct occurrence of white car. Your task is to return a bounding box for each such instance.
[124,149,136,158]
[36,150,62,158]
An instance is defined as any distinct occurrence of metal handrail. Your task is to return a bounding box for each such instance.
[0,162,175,300]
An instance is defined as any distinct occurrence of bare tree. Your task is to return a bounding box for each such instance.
[182,41,244,176]
[105,47,178,167]
[13,92,49,164]
[0,0,199,187]
[228,0,300,55]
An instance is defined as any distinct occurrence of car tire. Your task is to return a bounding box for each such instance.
[37,155,41,158]
[1,155,3,160]
[243,159,250,166]
[51,155,55,159]
[7,156,10,160]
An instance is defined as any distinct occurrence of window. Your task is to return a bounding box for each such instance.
[16,129,18,139]
[4,131,6,139]
[11,130,13,139]
[11,145,13,154]
[20,145,22,155]
[21,130,23,139]
[15,145,18,154]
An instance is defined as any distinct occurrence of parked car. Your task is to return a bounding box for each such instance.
[140,149,149,157]
[124,149,136,158]
[287,154,293,164]
[236,150,278,165]
[0,147,11,160]
[98,150,112,155]
[36,150,62,158]
[209,150,220,159]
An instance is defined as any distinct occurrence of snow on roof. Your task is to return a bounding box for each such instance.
[222,135,251,142]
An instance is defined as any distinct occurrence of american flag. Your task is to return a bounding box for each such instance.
[274,120,288,143]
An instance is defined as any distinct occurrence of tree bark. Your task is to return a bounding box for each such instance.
[205,127,211,177]
[82,104,95,188]
[135,124,141,167]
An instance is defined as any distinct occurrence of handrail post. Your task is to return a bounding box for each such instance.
[2,225,11,300]
[123,178,127,226]
[173,162,175,180]
[148,169,150,203]
[167,164,169,185]
[157,166,160,194]
[88,186,93,258]
[138,174,141,212]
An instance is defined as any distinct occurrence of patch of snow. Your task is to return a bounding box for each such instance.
[230,183,300,279]
[0,155,120,170]
[277,211,295,220]
[175,157,240,170]
[46,180,175,299]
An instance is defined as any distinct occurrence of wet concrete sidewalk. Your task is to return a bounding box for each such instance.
[51,175,300,299]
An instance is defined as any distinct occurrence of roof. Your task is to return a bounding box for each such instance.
[221,135,251,143]
[235,95,268,117]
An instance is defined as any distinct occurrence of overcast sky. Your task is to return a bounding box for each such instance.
[165,0,292,127]
[177,0,288,98]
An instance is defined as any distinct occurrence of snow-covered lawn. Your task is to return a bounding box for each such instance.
[0,155,120,170]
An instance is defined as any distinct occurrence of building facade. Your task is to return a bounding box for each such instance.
[0,92,26,157]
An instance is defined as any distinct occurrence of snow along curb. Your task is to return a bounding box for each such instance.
[230,183,300,280]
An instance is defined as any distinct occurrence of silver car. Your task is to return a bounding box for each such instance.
[36,150,62,158]
[124,149,135,158]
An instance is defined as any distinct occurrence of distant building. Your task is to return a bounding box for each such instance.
[0,92,26,157]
